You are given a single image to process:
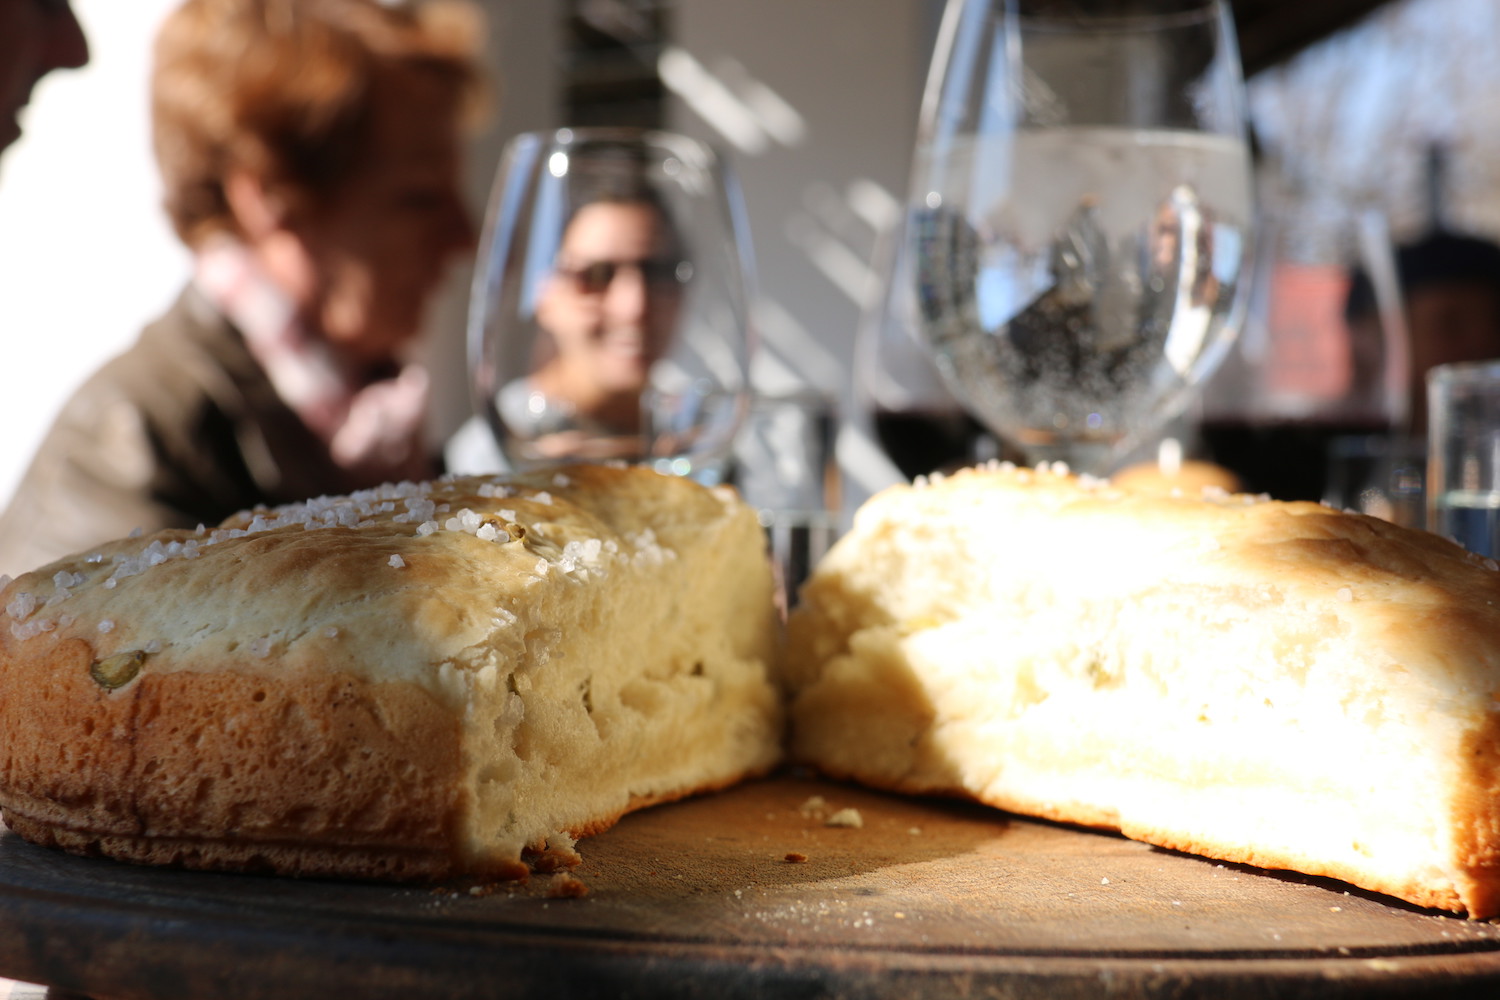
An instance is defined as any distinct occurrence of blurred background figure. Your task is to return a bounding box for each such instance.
[0,0,481,576]
[0,0,88,159]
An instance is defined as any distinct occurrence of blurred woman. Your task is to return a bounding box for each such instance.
[0,0,480,574]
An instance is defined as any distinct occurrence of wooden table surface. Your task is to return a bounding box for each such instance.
[2,772,1498,999]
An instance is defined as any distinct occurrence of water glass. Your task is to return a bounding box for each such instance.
[1427,361,1500,557]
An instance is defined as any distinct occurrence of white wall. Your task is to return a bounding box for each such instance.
[667,0,940,506]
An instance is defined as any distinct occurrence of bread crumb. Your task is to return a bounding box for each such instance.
[798,795,828,817]
[825,808,863,829]
[547,873,590,898]
[530,838,582,873]
[784,852,809,863]
[466,883,504,898]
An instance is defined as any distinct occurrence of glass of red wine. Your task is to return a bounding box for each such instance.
[1197,176,1410,502]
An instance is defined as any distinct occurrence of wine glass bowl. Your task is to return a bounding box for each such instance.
[1198,189,1410,502]
[468,128,752,481]
[909,0,1255,476]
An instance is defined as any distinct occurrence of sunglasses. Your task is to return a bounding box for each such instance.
[558,258,692,296]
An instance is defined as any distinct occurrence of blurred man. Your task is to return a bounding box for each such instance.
[0,0,89,156]
[512,194,687,452]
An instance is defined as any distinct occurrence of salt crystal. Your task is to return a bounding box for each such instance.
[249,637,273,658]
[416,521,439,537]
[533,491,553,505]
[476,524,499,542]
[98,620,115,634]
[144,639,162,653]
[1101,877,1111,885]
[388,554,406,569]
[324,627,339,639]
[6,592,36,620]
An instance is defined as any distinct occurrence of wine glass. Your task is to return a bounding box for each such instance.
[908,0,1255,476]
[467,128,753,482]
[855,214,998,482]
[1198,175,1412,503]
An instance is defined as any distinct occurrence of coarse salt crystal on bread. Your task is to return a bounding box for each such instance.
[0,464,783,880]
[785,462,1500,917]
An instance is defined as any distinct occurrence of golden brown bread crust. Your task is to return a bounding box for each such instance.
[786,463,1500,917]
[0,464,783,880]
[0,637,475,880]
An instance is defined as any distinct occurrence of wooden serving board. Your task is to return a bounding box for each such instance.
[2,773,1499,999]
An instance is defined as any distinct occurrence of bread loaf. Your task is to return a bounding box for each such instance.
[0,464,783,880]
[785,463,1500,917]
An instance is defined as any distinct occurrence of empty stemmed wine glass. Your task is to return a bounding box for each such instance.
[908,0,1255,476]
[467,128,753,481]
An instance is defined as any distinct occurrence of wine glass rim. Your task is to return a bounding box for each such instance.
[513,126,719,163]
[1428,359,1500,387]
[1017,4,1224,34]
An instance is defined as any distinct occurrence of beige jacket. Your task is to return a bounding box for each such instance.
[0,287,430,577]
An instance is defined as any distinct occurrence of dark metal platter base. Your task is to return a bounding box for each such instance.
[2,773,1499,1000]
